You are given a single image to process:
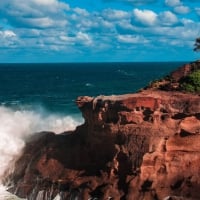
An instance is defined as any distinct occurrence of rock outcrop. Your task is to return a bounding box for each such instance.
[145,60,200,92]
[3,62,200,200]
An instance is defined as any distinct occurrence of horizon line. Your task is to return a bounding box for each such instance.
[0,60,192,64]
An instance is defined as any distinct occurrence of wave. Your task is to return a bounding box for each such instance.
[0,105,83,184]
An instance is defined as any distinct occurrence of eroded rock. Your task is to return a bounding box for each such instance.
[3,62,200,200]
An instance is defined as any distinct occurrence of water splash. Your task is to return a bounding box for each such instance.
[0,106,83,199]
[0,185,25,200]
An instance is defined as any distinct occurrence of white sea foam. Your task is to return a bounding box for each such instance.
[0,185,25,200]
[0,106,83,199]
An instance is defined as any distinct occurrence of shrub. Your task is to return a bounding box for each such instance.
[180,69,200,92]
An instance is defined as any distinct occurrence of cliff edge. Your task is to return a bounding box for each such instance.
[3,61,200,200]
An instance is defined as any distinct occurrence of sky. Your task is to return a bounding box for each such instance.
[0,0,200,63]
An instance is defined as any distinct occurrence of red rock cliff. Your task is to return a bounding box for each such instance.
[76,91,200,200]
[3,63,200,200]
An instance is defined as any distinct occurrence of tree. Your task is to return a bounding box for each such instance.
[194,37,200,51]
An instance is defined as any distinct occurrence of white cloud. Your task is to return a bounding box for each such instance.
[59,35,73,43]
[151,22,200,41]
[2,30,16,38]
[117,34,149,44]
[101,20,114,29]
[73,8,89,16]
[24,18,54,28]
[174,5,190,14]
[0,0,69,29]
[181,18,195,25]
[132,9,179,27]
[158,37,185,47]
[0,0,199,60]
[33,0,57,6]
[133,9,158,26]
[0,30,18,47]
[51,31,93,49]
[31,0,70,12]
[76,32,93,46]
[103,9,130,21]
[165,0,181,7]
[159,11,178,26]
[117,19,136,34]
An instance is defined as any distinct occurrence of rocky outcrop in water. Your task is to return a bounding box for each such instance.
[3,61,200,200]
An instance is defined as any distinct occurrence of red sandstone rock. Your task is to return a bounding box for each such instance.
[3,62,200,200]
[171,64,192,82]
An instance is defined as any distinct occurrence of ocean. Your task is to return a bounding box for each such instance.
[0,62,185,199]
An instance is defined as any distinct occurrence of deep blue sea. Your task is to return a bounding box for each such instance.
[0,62,186,199]
[0,62,185,115]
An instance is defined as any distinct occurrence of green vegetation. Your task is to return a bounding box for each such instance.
[180,69,200,92]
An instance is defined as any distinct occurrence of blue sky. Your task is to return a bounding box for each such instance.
[0,0,200,62]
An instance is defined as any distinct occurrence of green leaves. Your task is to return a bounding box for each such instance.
[181,70,200,92]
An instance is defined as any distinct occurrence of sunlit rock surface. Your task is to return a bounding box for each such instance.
[3,61,200,200]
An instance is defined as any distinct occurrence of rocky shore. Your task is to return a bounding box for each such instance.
[3,61,200,200]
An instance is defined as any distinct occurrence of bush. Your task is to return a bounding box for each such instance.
[180,70,200,92]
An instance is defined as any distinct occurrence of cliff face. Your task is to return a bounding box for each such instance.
[4,63,200,200]
[76,91,200,200]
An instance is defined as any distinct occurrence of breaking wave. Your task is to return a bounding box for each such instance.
[0,105,83,199]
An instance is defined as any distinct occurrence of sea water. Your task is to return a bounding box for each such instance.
[0,62,185,199]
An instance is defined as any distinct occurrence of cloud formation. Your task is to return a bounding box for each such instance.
[117,34,149,44]
[0,0,69,29]
[0,30,18,49]
[0,0,199,62]
[132,9,179,27]
[165,0,181,7]
[133,9,158,26]
[174,5,190,14]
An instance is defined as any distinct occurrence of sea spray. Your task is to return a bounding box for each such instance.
[0,185,26,200]
[0,105,83,199]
